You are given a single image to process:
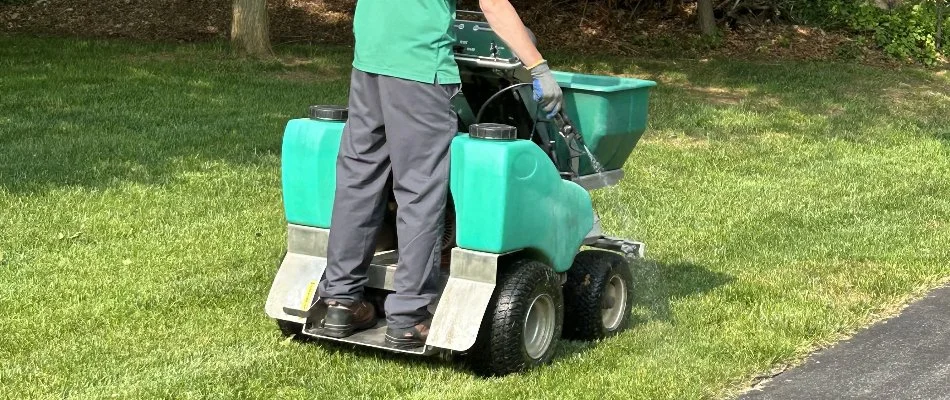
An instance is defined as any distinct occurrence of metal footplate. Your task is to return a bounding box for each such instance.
[298,311,441,356]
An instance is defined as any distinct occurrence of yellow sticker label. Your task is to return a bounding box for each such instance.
[301,280,318,310]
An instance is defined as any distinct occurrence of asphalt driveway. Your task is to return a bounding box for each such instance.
[741,285,950,400]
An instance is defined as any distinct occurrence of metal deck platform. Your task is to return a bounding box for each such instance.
[300,318,440,356]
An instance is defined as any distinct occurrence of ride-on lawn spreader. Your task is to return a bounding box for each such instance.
[265,13,657,376]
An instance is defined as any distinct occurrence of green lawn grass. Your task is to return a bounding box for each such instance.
[1,35,948,399]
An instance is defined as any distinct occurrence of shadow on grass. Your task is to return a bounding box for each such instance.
[937,129,950,144]
[284,333,472,376]
[556,259,734,359]
[628,259,735,323]
[0,36,353,194]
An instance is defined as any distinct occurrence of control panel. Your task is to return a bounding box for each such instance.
[453,19,516,60]
[452,13,535,70]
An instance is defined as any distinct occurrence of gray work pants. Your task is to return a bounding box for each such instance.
[318,69,458,329]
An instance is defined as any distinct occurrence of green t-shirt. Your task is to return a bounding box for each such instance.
[352,0,461,84]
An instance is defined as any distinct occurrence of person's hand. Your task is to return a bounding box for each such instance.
[529,61,563,118]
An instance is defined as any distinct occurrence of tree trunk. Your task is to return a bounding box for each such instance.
[231,0,272,58]
[698,0,717,36]
[938,0,945,50]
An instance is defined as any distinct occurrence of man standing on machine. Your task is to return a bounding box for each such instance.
[315,0,564,349]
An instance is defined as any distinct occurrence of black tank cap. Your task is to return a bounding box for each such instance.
[469,123,517,140]
[309,105,348,121]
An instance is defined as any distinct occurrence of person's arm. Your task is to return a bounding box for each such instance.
[479,0,562,117]
[478,0,542,67]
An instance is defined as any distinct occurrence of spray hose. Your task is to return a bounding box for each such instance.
[473,84,602,177]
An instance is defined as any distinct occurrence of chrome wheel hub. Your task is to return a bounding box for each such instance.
[601,274,627,331]
[524,294,556,359]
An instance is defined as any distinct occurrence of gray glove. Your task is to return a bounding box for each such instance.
[529,61,563,118]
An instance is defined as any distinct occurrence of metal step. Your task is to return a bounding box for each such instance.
[366,250,450,292]
[298,318,439,356]
[366,251,398,291]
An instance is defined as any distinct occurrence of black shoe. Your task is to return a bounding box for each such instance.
[385,320,431,349]
[311,299,377,338]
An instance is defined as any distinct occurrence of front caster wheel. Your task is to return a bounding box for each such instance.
[468,258,564,376]
[562,250,634,340]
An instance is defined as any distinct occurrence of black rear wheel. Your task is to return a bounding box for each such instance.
[562,250,634,340]
[467,258,564,376]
